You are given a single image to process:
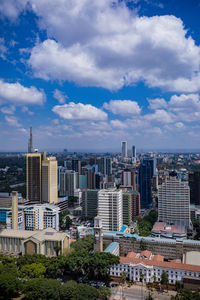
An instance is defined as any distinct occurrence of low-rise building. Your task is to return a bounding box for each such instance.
[110,250,200,285]
[151,222,187,239]
[0,227,69,256]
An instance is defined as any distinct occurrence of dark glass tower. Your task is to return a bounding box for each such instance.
[139,156,156,208]
[189,171,200,205]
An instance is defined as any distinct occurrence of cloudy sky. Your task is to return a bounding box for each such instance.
[0,0,200,152]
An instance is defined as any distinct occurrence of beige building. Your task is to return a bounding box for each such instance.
[42,156,58,203]
[0,228,69,256]
[26,152,58,204]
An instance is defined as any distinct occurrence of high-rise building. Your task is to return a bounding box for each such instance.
[26,153,42,203]
[24,204,60,231]
[132,190,140,218]
[139,156,156,207]
[132,145,136,163]
[66,170,78,196]
[158,173,190,227]
[121,169,136,189]
[26,152,58,204]
[79,175,87,189]
[121,141,127,158]
[98,189,123,231]
[28,126,33,153]
[72,159,81,174]
[122,192,132,226]
[97,157,112,176]
[82,189,98,219]
[189,171,200,206]
[42,155,58,204]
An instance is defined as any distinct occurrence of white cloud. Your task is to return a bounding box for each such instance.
[148,98,167,110]
[103,100,141,116]
[21,106,34,115]
[53,89,68,104]
[5,116,21,127]
[0,38,7,60]
[0,0,28,20]
[0,79,45,105]
[25,0,200,92]
[52,102,107,121]
[110,119,128,129]
[145,109,173,124]
[0,105,15,114]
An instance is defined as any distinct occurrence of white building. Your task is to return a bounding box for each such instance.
[98,189,123,231]
[24,204,60,231]
[121,141,127,159]
[158,174,190,227]
[110,250,200,284]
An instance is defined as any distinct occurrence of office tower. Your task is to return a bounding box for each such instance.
[82,189,98,219]
[121,169,136,188]
[59,172,67,196]
[105,158,112,176]
[72,159,81,174]
[189,171,200,205]
[28,126,33,153]
[97,157,112,176]
[121,141,127,158]
[98,189,123,231]
[66,170,78,196]
[12,191,18,230]
[79,175,87,189]
[139,156,156,207]
[122,192,132,226]
[24,204,60,231]
[132,145,136,163]
[158,173,190,227]
[132,191,140,218]
[26,153,42,203]
[95,173,101,189]
[42,154,58,204]
[93,215,103,252]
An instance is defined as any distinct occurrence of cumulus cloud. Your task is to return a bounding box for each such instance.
[52,102,107,121]
[25,0,200,92]
[53,89,68,104]
[0,79,45,105]
[0,0,28,20]
[0,105,15,114]
[148,98,167,110]
[110,119,128,129]
[5,116,21,127]
[103,100,141,116]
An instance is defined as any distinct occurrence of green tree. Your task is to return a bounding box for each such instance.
[98,286,112,300]
[121,271,127,284]
[54,241,62,256]
[161,271,169,290]
[23,278,61,300]
[0,273,21,300]
[19,262,46,279]
[65,215,72,229]
[145,292,153,300]
[71,235,94,252]
[140,239,147,251]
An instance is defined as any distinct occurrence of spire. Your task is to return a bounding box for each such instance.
[28,126,33,153]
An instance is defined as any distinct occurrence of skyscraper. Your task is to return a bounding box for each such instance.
[28,126,33,153]
[98,189,123,231]
[139,156,156,207]
[97,157,112,176]
[122,192,132,226]
[27,151,58,204]
[189,171,200,206]
[42,154,58,204]
[158,173,190,227]
[121,141,127,158]
[82,189,98,219]
[26,152,42,203]
[132,145,136,163]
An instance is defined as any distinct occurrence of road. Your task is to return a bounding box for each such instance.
[110,285,176,300]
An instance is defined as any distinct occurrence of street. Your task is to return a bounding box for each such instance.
[110,284,176,300]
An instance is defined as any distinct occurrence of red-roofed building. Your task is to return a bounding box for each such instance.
[110,250,200,285]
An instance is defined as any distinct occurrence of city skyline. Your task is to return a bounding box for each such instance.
[1,1,200,151]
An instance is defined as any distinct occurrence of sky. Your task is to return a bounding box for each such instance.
[0,0,200,152]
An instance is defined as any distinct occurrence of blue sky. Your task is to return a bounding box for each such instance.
[0,0,200,152]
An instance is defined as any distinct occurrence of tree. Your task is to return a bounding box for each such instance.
[61,281,99,300]
[140,239,147,251]
[65,215,72,229]
[54,241,62,256]
[121,271,127,284]
[0,274,21,300]
[71,235,94,252]
[19,262,46,279]
[23,278,61,300]
[161,271,169,290]
[98,286,112,300]
[145,293,153,300]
